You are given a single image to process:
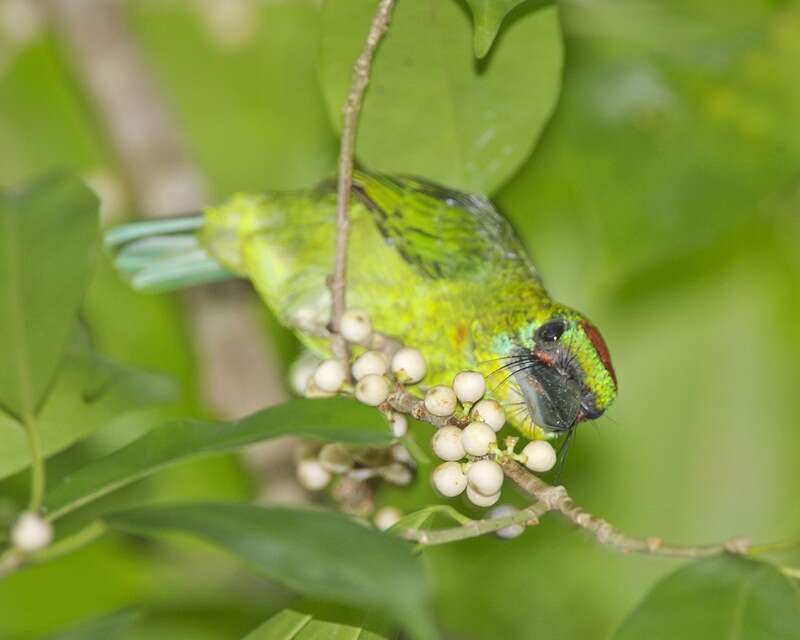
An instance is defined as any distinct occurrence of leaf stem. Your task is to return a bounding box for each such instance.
[398,503,547,546]
[330,0,397,369]
[33,520,107,563]
[22,413,45,512]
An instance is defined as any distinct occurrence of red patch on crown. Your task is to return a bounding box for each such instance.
[581,320,617,387]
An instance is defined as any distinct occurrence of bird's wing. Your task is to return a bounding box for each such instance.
[352,171,538,281]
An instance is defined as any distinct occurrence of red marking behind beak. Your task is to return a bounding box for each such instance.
[581,320,617,387]
[533,350,556,367]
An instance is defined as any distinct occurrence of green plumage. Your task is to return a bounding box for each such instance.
[108,171,617,437]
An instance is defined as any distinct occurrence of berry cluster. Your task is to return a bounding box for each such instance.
[291,308,559,515]
[295,441,415,494]
[427,371,557,508]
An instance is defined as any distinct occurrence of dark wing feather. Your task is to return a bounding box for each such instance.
[351,171,537,281]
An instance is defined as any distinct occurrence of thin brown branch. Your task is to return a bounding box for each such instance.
[330,0,397,368]
[382,385,468,429]
[377,386,754,555]
[499,458,751,557]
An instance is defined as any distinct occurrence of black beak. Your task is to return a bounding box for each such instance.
[514,363,582,432]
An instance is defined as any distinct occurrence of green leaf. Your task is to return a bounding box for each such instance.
[245,609,312,640]
[613,554,800,639]
[465,0,534,58]
[0,341,176,480]
[244,602,391,639]
[107,503,436,640]
[44,398,393,520]
[320,0,562,195]
[0,174,99,420]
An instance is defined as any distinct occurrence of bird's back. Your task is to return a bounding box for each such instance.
[202,171,548,384]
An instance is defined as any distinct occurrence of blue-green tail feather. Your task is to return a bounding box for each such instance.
[105,215,234,292]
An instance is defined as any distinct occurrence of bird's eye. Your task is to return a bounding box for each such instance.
[536,320,567,343]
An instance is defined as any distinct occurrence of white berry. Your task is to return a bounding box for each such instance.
[352,350,388,380]
[341,309,373,344]
[471,399,506,432]
[390,443,414,465]
[461,421,497,456]
[452,371,486,404]
[296,459,331,490]
[391,348,427,384]
[424,385,457,417]
[354,374,390,406]
[389,412,408,438]
[289,354,320,395]
[489,504,525,539]
[468,459,504,496]
[318,443,353,473]
[522,440,557,473]
[432,461,468,497]
[374,506,403,531]
[313,359,347,393]
[466,485,500,507]
[432,426,466,461]
[11,512,53,552]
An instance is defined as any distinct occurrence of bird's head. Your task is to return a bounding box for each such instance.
[498,307,617,434]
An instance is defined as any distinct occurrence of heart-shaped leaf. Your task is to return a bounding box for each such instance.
[320,0,562,195]
[465,0,534,58]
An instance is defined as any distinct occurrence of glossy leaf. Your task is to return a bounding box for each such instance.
[0,341,176,481]
[0,174,99,420]
[44,398,392,519]
[613,554,800,639]
[466,0,534,58]
[320,0,562,195]
[107,503,436,640]
[244,602,391,640]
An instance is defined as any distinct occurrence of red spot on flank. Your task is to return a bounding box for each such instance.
[455,324,468,347]
[581,320,617,387]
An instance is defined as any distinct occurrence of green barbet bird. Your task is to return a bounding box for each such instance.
[107,171,617,439]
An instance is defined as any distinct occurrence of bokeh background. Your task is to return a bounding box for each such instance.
[1,0,799,638]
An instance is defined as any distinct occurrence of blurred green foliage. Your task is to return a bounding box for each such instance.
[0,0,799,638]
